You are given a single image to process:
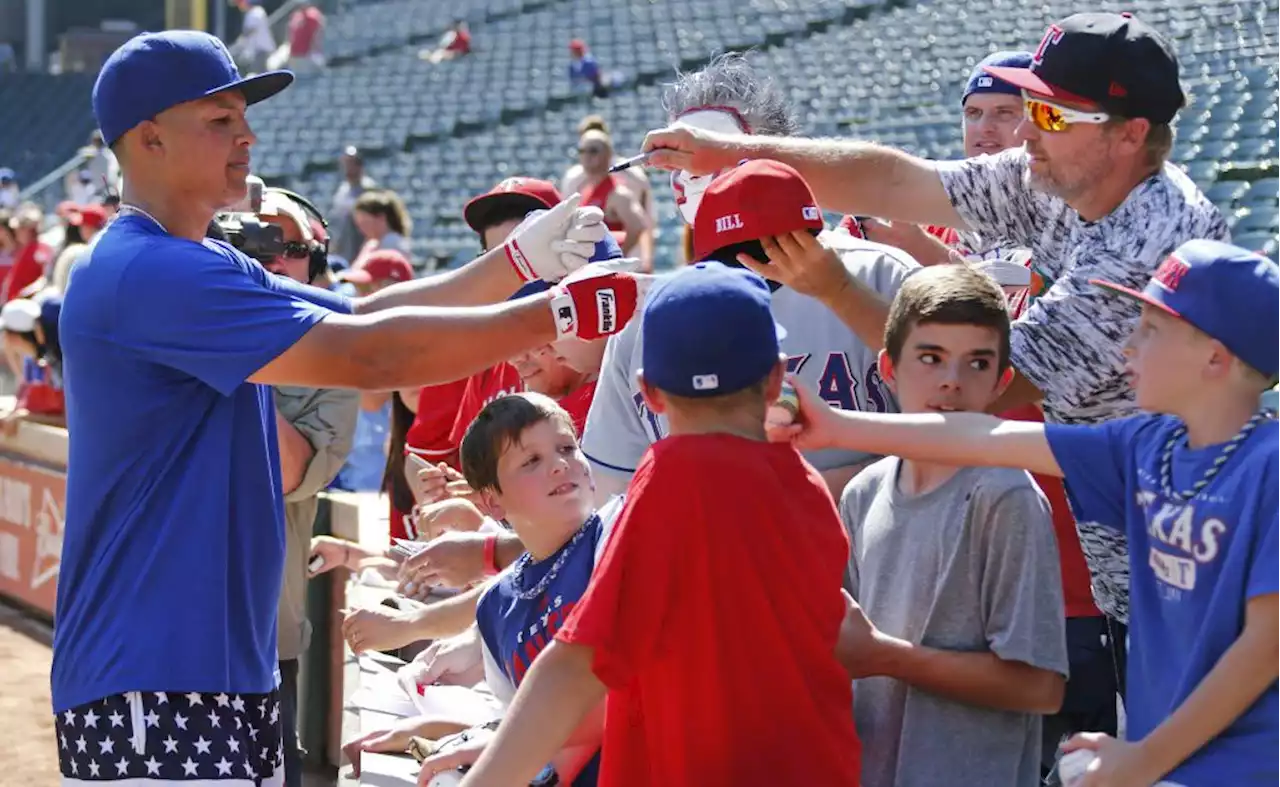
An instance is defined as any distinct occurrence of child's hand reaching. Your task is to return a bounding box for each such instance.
[764,376,841,451]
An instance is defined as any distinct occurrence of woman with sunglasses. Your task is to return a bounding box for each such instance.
[640,13,1229,683]
[569,121,649,266]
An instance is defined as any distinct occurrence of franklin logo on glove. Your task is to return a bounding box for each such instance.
[596,289,616,334]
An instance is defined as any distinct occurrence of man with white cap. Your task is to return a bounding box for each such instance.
[52,29,639,784]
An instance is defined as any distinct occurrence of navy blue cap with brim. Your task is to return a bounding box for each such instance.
[93,30,294,146]
[1091,239,1279,378]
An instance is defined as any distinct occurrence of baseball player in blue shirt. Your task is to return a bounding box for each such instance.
[52,30,641,785]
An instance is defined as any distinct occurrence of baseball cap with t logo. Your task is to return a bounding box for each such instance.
[984,12,1185,124]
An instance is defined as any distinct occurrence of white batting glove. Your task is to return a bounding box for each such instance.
[501,194,607,283]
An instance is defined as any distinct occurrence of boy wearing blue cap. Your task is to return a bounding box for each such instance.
[455,262,863,786]
[781,239,1279,787]
[53,29,636,785]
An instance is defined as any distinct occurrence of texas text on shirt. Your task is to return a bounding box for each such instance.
[580,232,917,483]
[935,148,1229,623]
[474,497,625,787]
[1046,415,1279,785]
[53,214,351,712]
[841,461,1068,787]
[556,436,862,786]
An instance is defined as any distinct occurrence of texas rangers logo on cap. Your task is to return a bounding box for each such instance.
[1152,254,1190,292]
[802,206,821,221]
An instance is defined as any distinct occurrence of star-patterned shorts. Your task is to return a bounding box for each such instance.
[54,688,283,785]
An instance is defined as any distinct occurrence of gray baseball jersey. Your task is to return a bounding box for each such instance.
[582,232,918,482]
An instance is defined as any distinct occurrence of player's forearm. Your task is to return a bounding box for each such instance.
[346,297,557,390]
[353,248,521,313]
[1131,594,1279,781]
[462,641,606,787]
[822,411,1062,478]
[867,636,1065,714]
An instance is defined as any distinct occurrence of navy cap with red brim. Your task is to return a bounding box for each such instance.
[982,65,1096,107]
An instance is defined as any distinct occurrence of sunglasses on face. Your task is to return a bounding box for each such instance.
[280,241,315,260]
[578,146,605,155]
[1022,91,1110,133]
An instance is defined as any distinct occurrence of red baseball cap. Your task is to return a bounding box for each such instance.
[463,178,562,235]
[692,160,825,262]
[569,39,586,54]
[69,204,108,230]
[342,249,414,284]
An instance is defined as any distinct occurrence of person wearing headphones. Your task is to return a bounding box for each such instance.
[254,187,361,787]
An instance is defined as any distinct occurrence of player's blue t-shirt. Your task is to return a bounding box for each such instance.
[1047,414,1279,785]
[52,215,351,711]
[476,514,606,787]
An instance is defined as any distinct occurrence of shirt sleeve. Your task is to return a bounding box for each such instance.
[933,149,1043,246]
[976,479,1069,677]
[1247,508,1278,600]
[266,269,354,314]
[1008,244,1142,413]
[556,451,682,688]
[1045,418,1143,532]
[280,387,361,502]
[115,243,332,396]
[580,324,656,480]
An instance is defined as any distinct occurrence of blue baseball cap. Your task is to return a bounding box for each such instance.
[963,51,1032,105]
[641,262,787,398]
[93,30,294,146]
[0,167,14,183]
[1091,239,1279,378]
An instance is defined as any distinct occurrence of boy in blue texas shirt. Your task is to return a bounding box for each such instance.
[416,392,611,786]
[775,239,1278,787]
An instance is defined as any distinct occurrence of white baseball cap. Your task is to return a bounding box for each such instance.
[1,299,42,333]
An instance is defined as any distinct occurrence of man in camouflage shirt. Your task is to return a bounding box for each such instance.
[637,11,1229,693]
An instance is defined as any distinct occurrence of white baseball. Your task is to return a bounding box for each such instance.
[1057,748,1096,786]
[427,770,465,787]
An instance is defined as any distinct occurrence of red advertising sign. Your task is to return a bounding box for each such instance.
[0,460,65,617]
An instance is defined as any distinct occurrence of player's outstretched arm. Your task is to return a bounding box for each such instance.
[640,124,963,227]
[773,377,1062,477]
[353,195,607,312]
[252,266,640,391]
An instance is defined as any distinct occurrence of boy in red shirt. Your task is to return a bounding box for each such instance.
[458,261,862,786]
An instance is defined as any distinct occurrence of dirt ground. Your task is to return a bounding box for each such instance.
[0,605,59,787]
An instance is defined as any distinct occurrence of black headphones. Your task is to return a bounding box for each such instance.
[265,187,331,284]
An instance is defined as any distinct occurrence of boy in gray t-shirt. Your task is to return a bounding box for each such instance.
[836,266,1068,787]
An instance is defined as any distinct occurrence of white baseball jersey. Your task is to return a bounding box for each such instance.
[582,232,918,482]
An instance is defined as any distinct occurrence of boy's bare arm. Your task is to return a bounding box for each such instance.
[460,640,606,787]
[1068,593,1280,784]
[781,383,1063,478]
[837,594,1064,714]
